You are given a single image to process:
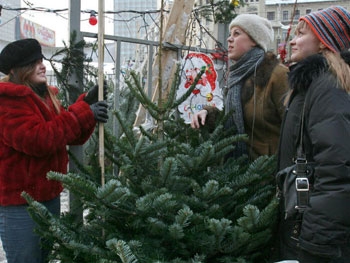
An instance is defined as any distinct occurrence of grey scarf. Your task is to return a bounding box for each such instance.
[225,47,265,158]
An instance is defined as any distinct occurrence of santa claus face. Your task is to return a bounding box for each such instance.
[184,67,209,95]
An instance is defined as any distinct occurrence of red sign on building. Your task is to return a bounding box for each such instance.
[19,17,56,47]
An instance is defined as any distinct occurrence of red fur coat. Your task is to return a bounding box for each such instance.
[0,82,96,205]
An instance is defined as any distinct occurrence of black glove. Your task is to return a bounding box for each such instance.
[90,101,108,123]
[84,81,108,105]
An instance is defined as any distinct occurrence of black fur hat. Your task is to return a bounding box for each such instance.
[0,38,44,74]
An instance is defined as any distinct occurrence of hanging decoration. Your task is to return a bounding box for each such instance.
[89,10,97,26]
[177,52,223,124]
[211,47,228,62]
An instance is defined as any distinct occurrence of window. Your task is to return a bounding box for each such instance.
[282,10,289,21]
[277,38,281,49]
[267,11,275,21]
[306,9,312,14]
[294,10,300,20]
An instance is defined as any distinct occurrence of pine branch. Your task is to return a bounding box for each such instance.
[106,239,138,263]
[125,71,160,118]
[173,66,206,109]
[47,171,97,198]
[163,63,182,110]
[113,110,137,147]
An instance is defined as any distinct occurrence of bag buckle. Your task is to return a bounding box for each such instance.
[295,177,309,191]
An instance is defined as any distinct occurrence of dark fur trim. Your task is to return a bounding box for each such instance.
[288,54,328,92]
[241,51,279,104]
[340,50,350,65]
[255,51,279,87]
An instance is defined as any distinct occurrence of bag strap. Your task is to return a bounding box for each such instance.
[296,97,307,158]
[294,97,310,212]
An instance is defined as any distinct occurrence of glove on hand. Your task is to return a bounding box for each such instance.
[84,80,108,105]
[90,101,108,123]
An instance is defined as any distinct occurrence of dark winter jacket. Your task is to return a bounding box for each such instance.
[278,53,350,257]
[206,52,289,159]
[0,83,96,206]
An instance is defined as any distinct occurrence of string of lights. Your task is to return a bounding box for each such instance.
[0,2,228,65]
[0,4,172,28]
[0,4,168,17]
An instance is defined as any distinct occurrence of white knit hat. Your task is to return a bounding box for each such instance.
[229,14,274,52]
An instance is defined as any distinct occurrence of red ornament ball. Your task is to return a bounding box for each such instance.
[89,16,98,26]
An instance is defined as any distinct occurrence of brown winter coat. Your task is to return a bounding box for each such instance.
[206,52,289,159]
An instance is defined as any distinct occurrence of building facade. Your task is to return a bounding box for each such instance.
[113,0,159,63]
[0,0,21,50]
[237,0,350,55]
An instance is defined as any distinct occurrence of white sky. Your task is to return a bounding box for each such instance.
[20,0,114,46]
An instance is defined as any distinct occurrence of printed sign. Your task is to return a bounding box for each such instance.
[177,52,223,123]
[19,17,56,47]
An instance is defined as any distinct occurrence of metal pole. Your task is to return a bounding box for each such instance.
[68,0,83,223]
[113,40,121,176]
[98,0,105,186]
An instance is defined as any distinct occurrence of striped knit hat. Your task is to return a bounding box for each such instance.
[300,6,350,53]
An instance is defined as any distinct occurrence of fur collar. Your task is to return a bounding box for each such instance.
[0,82,58,97]
[288,54,328,93]
[341,50,350,65]
[241,51,279,103]
[289,51,350,92]
[0,82,33,97]
[254,51,279,88]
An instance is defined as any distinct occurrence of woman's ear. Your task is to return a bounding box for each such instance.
[319,43,326,50]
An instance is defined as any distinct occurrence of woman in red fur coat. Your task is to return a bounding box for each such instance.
[0,38,108,263]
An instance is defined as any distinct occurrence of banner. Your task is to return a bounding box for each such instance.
[19,17,55,47]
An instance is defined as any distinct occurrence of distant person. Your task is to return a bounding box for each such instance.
[0,38,108,263]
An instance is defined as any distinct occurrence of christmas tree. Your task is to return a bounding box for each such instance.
[23,60,279,263]
[23,1,278,260]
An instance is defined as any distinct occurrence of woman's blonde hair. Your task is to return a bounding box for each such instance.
[297,20,350,93]
[3,61,61,113]
[322,50,350,93]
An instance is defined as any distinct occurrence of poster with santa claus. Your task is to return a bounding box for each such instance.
[177,52,223,123]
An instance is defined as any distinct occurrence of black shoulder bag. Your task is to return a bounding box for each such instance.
[276,100,315,220]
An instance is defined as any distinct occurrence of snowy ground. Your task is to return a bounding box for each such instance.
[0,240,5,263]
